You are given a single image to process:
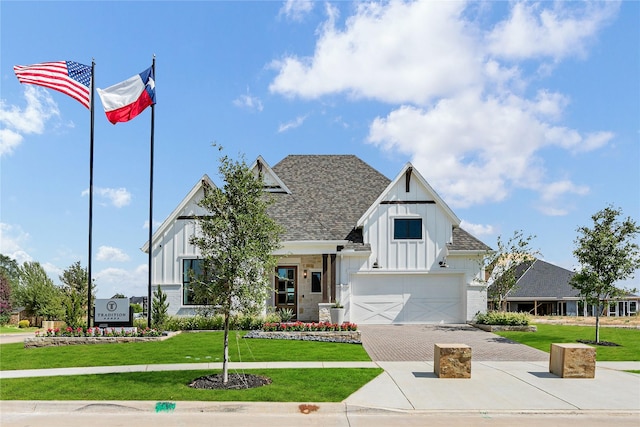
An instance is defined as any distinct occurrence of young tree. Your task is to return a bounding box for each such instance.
[190,149,282,383]
[151,286,169,329]
[570,206,640,343]
[485,230,539,312]
[14,261,63,321]
[59,261,94,328]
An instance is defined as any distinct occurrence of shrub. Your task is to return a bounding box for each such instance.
[18,319,30,328]
[474,311,530,326]
[162,313,274,331]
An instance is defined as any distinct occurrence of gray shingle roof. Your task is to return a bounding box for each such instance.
[268,155,390,241]
[267,154,489,252]
[506,259,579,299]
[449,228,492,251]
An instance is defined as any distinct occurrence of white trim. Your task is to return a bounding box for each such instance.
[250,156,291,194]
[274,240,348,255]
[141,174,214,253]
[356,162,460,228]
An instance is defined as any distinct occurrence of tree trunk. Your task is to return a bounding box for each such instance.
[595,303,601,343]
[222,311,230,383]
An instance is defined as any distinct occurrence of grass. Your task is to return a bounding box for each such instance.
[0,325,39,334]
[0,331,371,371]
[0,368,383,401]
[495,324,640,361]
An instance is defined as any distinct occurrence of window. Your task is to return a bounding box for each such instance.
[311,271,322,293]
[183,259,204,305]
[393,218,422,239]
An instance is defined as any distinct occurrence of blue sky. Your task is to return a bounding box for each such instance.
[1,1,638,298]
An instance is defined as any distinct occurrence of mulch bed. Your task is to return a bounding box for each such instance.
[188,373,272,390]
[577,339,621,347]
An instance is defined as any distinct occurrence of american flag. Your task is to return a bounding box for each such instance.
[14,61,92,109]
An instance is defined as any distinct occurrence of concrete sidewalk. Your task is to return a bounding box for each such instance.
[2,361,639,413]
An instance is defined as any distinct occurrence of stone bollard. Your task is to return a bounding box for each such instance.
[434,343,472,378]
[549,343,596,378]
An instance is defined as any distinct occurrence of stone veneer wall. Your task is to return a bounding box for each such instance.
[24,335,172,349]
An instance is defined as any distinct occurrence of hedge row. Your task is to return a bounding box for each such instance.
[474,311,531,326]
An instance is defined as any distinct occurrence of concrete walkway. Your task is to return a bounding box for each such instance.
[2,360,639,412]
[1,326,639,417]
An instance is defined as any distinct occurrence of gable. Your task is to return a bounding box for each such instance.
[250,156,291,194]
[357,163,460,228]
[141,174,214,253]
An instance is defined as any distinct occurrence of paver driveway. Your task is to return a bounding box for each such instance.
[359,324,548,361]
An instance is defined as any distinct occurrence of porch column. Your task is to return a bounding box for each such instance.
[322,254,328,303]
[330,254,336,303]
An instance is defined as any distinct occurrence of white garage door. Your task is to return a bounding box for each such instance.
[350,274,464,324]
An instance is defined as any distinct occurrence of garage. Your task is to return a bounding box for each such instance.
[349,274,464,324]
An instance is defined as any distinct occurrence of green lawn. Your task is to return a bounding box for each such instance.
[0,331,371,371]
[0,368,383,401]
[495,324,640,361]
[0,325,39,334]
[0,332,379,402]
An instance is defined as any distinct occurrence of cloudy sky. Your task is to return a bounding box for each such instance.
[1,1,638,297]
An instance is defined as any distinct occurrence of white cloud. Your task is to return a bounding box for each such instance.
[459,220,494,237]
[82,187,132,208]
[96,246,130,262]
[0,86,60,157]
[279,0,315,22]
[486,1,619,61]
[0,223,33,264]
[278,114,308,133]
[270,1,481,104]
[233,89,264,112]
[94,264,147,299]
[269,1,617,215]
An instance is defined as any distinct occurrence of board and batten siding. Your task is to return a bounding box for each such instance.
[360,176,452,271]
[150,188,206,316]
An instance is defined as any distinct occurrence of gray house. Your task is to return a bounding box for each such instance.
[491,259,638,317]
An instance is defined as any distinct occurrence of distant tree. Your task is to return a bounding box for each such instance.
[60,261,95,328]
[0,275,12,325]
[151,286,169,329]
[190,148,282,383]
[0,254,20,297]
[130,303,143,313]
[570,206,640,343]
[111,293,126,299]
[14,261,63,320]
[485,230,540,312]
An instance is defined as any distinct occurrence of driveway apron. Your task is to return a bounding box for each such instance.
[358,324,548,361]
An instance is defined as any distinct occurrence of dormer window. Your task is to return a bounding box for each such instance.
[393,218,422,240]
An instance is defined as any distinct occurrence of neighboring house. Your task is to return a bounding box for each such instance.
[489,259,639,317]
[142,155,491,324]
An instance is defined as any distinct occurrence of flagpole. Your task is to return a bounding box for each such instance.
[147,55,156,329]
[87,60,95,329]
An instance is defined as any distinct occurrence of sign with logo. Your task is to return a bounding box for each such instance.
[95,298,130,323]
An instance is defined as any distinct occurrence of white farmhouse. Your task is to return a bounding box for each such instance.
[142,155,491,324]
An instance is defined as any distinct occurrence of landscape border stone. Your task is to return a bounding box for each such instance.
[24,333,177,349]
[471,324,537,332]
[244,330,361,344]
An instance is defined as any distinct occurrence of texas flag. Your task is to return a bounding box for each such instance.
[97,66,155,124]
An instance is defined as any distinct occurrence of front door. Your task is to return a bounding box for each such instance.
[275,266,297,318]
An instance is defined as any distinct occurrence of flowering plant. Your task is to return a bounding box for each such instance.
[39,326,161,338]
[262,321,357,332]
